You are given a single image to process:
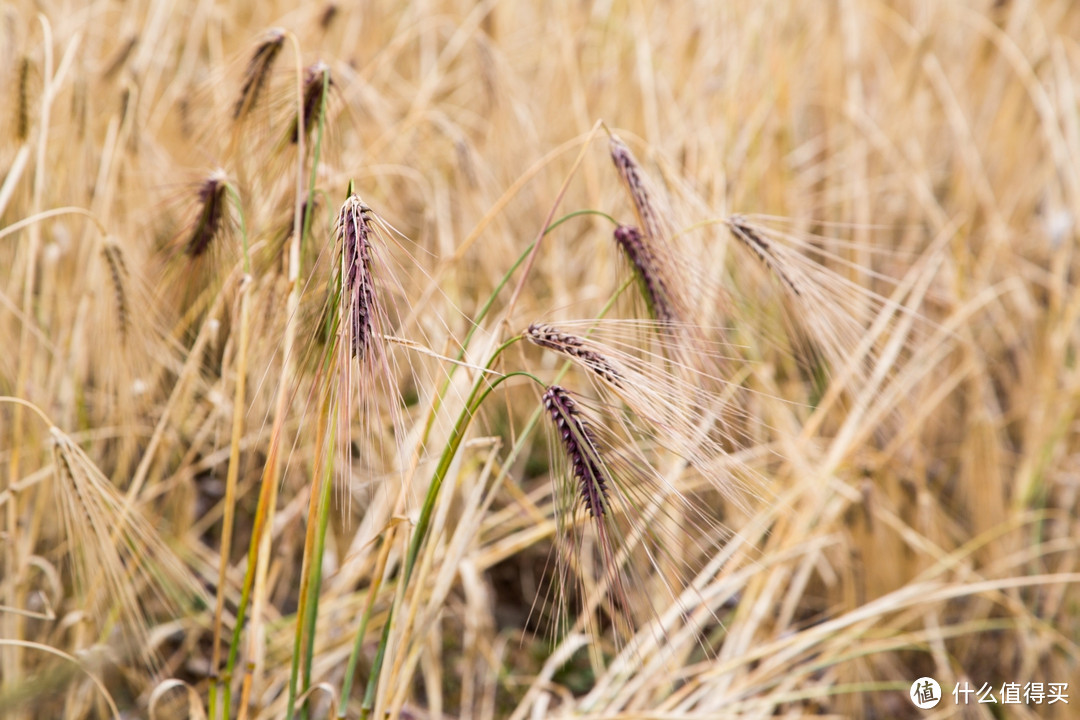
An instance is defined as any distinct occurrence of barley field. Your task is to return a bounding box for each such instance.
[2,1,1079,718]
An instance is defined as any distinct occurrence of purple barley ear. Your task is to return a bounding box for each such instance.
[609,134,666,245]
[543,385,610,518]
[727,215,801,296]
[336,195,378,358]
[291,61,332,144]
[527,323,623,388]
[613,224,678,325]
[186,171,229,257]
[234,28,285,121]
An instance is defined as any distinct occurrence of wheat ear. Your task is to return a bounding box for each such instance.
[186,171,229,257]
[543,385,612,518]
[234,28,285,120]
[290,61,331,144]
[101,241,130,346]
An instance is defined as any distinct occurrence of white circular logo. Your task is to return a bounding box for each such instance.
[910,677,942,709]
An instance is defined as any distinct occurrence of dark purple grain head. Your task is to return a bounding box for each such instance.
[337,196,377,357]
[186,172,228,257]
[291,61,332,143]
[234,28,285,120]
[527,324,623,388]
[543,385,610,517]
[613,225,677,324]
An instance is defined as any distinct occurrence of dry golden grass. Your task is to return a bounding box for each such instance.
[2,1,1079,718]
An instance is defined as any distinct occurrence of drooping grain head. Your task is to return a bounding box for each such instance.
[17,55,30,141]
[102,241,130,346]
[527,323,623,388]
[186,171,229,257]
[337,195,378,358]
[612,224,678,325]
[609,135,664,243]
[234,28,285,121]
[543,385,610,518]
[727,215,801,296]
[291,61,332,144]
[49,427,208,671]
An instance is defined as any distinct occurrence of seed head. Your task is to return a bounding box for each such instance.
[234,28,285,120]
[319,4,339,29]
[336,195,378,358]
[543,385,610,518]
[16,56,30,141]
[102,242,130,346]
[728,215,801,296]
[186,171,229,257]
[609,135,666,244]
[291,61,332,144]
[50,427,208,669]
[527,323,623,387]
[613,224,678,325]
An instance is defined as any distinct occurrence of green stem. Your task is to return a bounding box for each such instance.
[284,393,335,720]
[406,367,540,584]
[421,209,615,446]
[341,210,614,717]
[298,428,336,719]
[221,68,328,720]
[210,184,250,720]
[347,357,539,719]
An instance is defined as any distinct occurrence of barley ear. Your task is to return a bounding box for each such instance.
[234,28,285,121]
[186,171,229,258]
[49,427,207,670]
[290,61,331,144]
[527,323,624,388]
[612,225,678,325]
[102,241,130,347]
[543,385,611,519]
[335,195,378,359]
[728,215,801,296]
[609,135,665,245]
[16,56,30,141]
